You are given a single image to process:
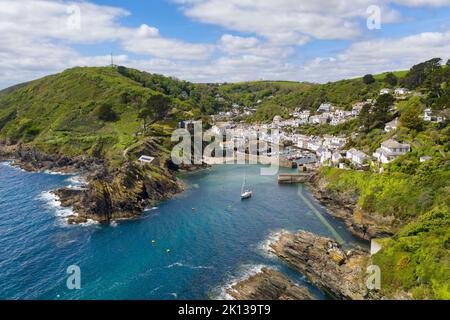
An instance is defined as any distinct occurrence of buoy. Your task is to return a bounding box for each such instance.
[152,240,156,244]
[166,249,171,253]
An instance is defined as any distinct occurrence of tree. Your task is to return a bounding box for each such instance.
[401,58,442,89]
[138,93,171,129]
[363,74,375,85]
[94,103,118,122]
[400,107,424,131]
[384,73,398,87]
[373,93,395,125]
[447,58,450,67]
[359,103,373,132]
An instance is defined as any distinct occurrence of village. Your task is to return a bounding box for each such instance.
[194,86,446,173]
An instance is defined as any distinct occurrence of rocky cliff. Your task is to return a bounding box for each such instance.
[306,173,397,240]
[227,268,315,300]
[0,143,183,224]
[269,231,371,300]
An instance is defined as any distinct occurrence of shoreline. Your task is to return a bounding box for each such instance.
[304,172,397,241]
[2,155,388,300]
[0,145,184,225]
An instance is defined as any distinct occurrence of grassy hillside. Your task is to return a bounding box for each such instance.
[246,69,410,123]
[0,67,202,166]
[314,58,450,299]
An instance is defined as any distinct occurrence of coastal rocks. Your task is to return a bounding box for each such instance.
[227,268,315,300]
[1,143,184,224]
[269,231,370,300]
[55,161,182,223]
[306,173,397,240]
[1,145,102,174]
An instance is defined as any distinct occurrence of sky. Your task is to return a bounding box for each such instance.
[0,0,450,89]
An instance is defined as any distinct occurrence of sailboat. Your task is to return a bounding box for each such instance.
[241,169,253,200]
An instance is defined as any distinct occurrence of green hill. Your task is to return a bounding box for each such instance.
[0,66,203,166]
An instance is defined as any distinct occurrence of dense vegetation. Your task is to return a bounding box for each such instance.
[0,59,448,299]
[316,58,449,299]
[0,67,212,165]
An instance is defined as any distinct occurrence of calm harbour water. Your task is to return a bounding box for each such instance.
[0,162,365,300]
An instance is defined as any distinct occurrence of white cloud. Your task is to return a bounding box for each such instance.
[0,0,449,88]
[218,34,293,58]
[121,24,214,60]
[172,0,409,44]
[298,31,450,83]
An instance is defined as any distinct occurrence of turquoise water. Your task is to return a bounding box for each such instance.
[0,162,365,300]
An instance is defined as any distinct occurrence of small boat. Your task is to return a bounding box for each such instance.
[241,169,253,200]
[241,190,253,199]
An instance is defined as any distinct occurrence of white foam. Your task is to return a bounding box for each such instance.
[65,175,88,190]
[214,264,275,300]
[80,219,99,227]
[37,191,75,218]
[256,230,284,258]
[166,262,214,270]
[110,221,118,228]
[0,162,27,172]
[169,293,178,299]
[37,191,98,228]
[43,170,76,176]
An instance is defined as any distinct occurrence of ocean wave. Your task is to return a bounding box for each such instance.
[213,264,276,300]
[256,229,285,258]
[165,262,214,270]
[0,162,27,172]
[37,191,98,228]
[37,191,75,219]
[65,175,88,190]
[80,219,99,227]
[43,170,76,176]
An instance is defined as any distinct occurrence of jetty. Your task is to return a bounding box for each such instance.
[277,173,311,184]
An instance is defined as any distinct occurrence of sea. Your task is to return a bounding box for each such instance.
[0,162,366,300]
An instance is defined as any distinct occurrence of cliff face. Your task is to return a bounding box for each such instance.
[1,144,183,224]
[57,162,182,224]
[306,173,397,240]
[227,268,315,300]
[0,145,103,174]
[270,231,370,300]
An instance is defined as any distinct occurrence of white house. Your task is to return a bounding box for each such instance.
[373,139,411,164]
[273,115,283,124]
[138,155,155,164]
[346,148,369,166]
[394,88,409,96]
[307,140,323,152]
[331,151,344,164]
[317,103,333,113]
[420,156,433,163]
[352,102,366,116]
[384,118,399,132]
[423,108,445,123]
[297,135,310,149]
[380,88,391,95]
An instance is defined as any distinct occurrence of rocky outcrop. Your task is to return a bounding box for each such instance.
[227,268,315,300]
[1,143,183,224]
[55,161,183,224]
[306,173,397,240]
[0,145,102,174]
[270,231,370,300]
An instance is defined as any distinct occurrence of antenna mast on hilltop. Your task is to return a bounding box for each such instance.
[110,52,115,68]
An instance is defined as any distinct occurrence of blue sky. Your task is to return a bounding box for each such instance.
[0,0,450,88]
